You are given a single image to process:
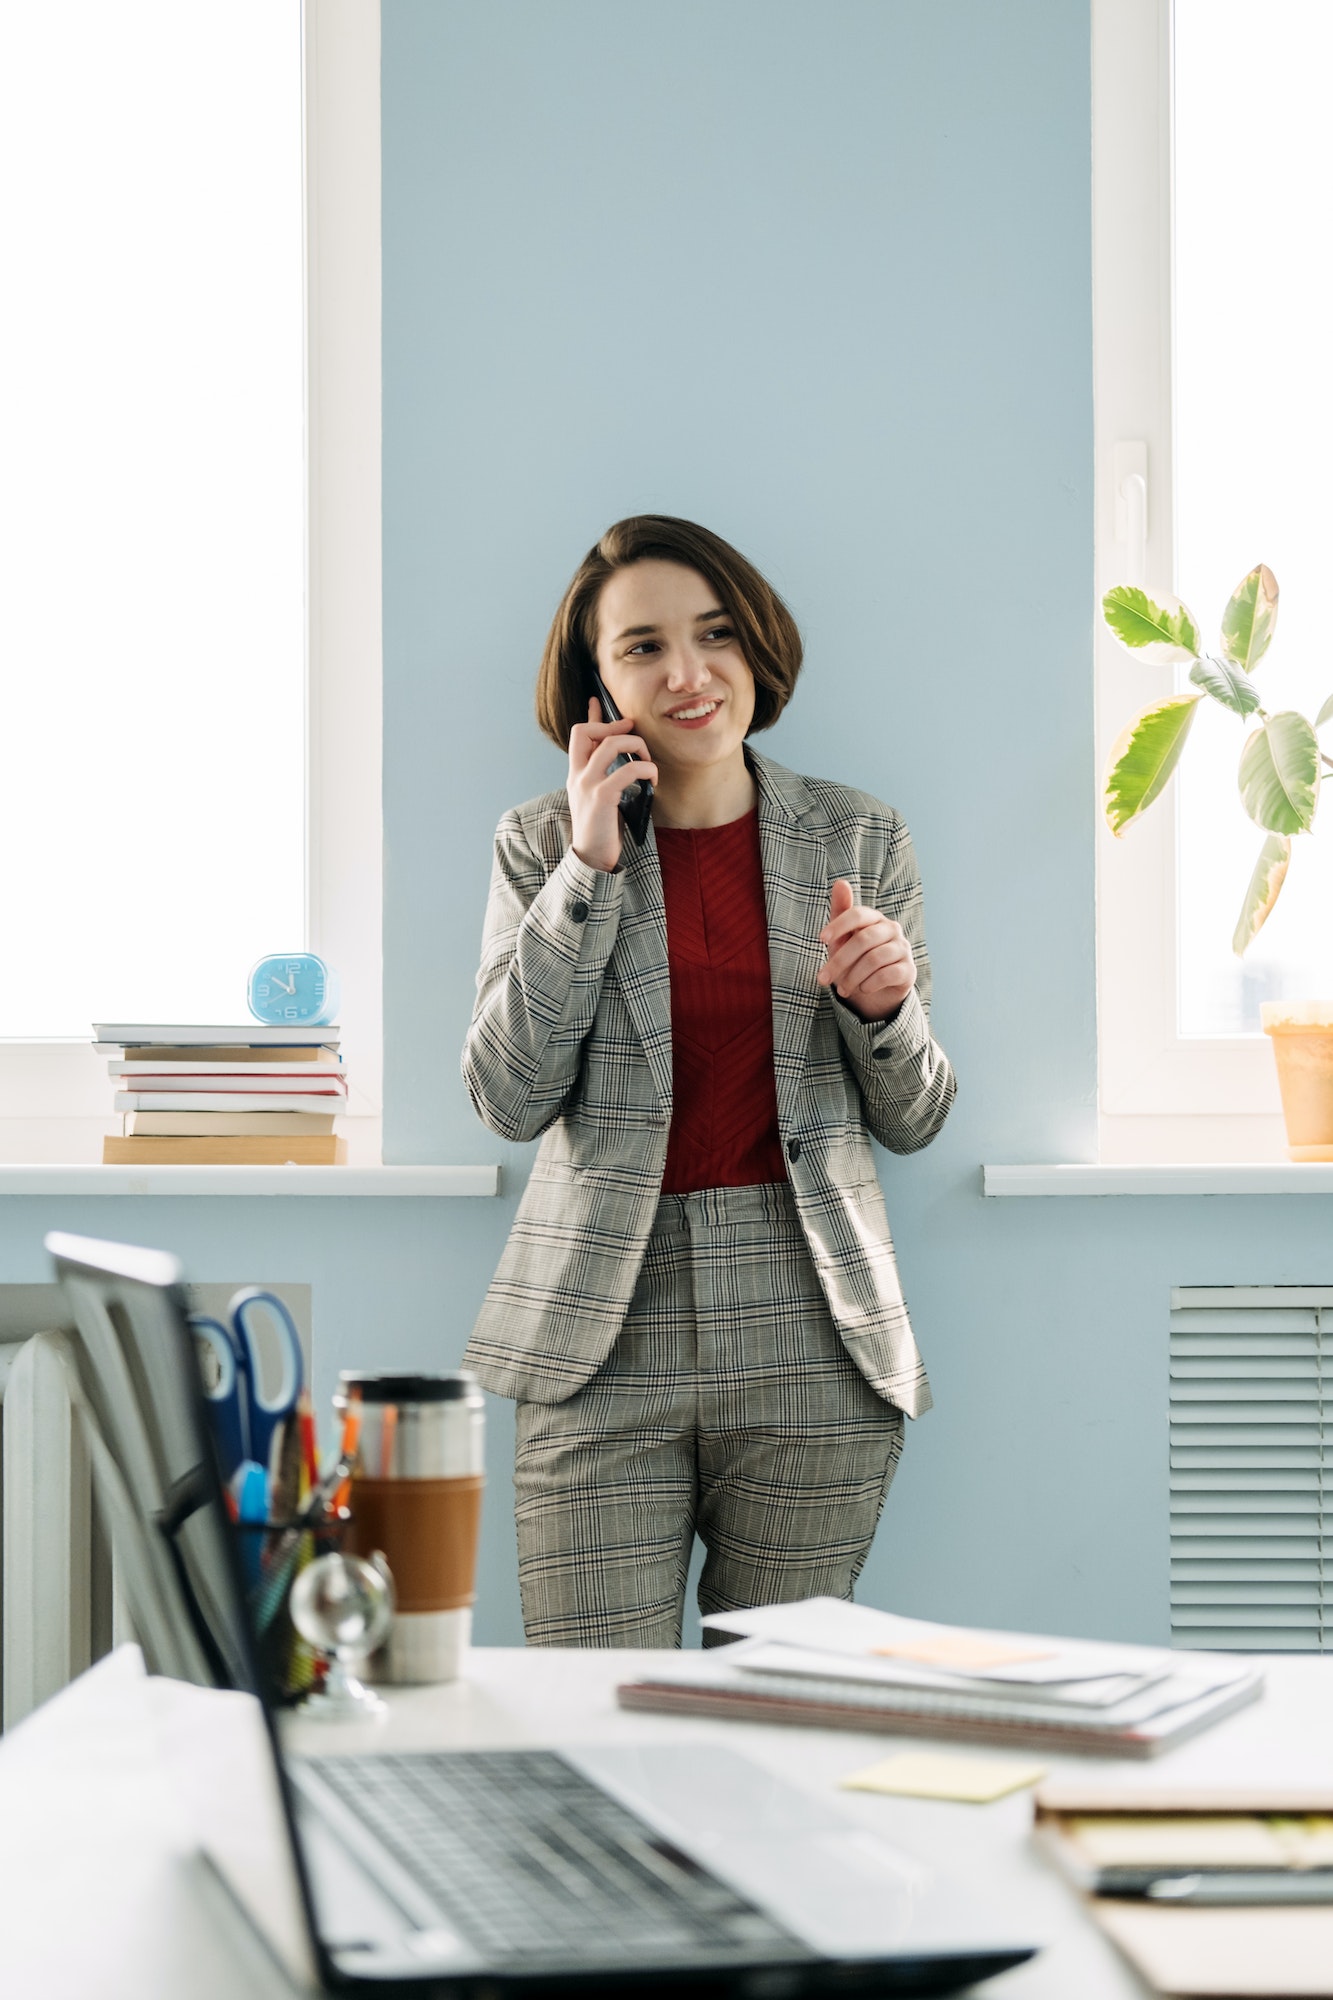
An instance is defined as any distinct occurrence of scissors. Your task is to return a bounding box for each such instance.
[190,1288,304,1486]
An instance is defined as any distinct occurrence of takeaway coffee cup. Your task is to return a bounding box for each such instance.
[335,1370,485,1683]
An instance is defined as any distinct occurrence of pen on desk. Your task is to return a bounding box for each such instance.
[1135,1871,1333,1906]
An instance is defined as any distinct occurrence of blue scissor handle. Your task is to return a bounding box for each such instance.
[190,1313,248,1479]
[226,1287,303,1474]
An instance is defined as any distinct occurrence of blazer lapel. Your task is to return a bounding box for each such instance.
[752,753,831,1135]
[609,826,674,1115]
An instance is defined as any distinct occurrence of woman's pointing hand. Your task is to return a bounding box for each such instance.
[817,878,916,1022]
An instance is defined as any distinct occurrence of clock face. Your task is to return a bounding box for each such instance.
[247,954,340,1027]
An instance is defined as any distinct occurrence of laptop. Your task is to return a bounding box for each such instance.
[46,1228,1039,1996]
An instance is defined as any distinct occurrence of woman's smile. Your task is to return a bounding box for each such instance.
[664,697,721,728]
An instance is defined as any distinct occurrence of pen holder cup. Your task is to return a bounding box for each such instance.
[335,1371,485,1684]
[243,1513,349,1703]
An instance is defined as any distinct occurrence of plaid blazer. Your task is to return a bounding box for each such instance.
[461,749,955,1416]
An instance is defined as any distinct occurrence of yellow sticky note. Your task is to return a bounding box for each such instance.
[870,1636,1054,1670]
[840,1750,1047,1804]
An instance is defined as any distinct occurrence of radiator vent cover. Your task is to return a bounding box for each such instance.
[1171,1287,1331,1652]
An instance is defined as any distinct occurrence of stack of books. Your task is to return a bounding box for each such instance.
[617,1598,1263,1757]
[1036,1776,1333,1995]
[94,1022,347,1165]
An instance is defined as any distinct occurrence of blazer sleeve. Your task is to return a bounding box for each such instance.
[830,812,956,1154]
[461,808,624,1143]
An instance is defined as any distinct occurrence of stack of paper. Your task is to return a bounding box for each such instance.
[617,1600,1262,1758]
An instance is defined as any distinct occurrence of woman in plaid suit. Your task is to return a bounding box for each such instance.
[463,517,955,1645]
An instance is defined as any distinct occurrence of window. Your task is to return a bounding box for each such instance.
[1175,3,1333,1038]
[1094,0,1328,1155]
[1,2,305,1037]
[0,1,382,1163]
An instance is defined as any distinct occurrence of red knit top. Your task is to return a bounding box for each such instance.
[655,807,787,1193]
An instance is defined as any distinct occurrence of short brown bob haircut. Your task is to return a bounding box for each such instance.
[535,515,803,748]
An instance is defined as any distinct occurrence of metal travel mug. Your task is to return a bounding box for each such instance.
[335,1371,485,1683]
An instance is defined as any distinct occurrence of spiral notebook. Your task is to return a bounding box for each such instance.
[616,1601,1262,1759]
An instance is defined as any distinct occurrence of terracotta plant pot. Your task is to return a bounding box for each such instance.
[1261,1002,1333,1160]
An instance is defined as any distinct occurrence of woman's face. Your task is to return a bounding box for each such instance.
[593,560,756,780]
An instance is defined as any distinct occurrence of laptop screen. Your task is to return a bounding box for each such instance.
[46,1230,323,1991]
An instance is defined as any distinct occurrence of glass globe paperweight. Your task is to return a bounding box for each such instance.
[289,1552,394,1719]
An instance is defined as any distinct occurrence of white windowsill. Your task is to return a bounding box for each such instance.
[0,1165,500,1197]
[984,1163,1333,1196]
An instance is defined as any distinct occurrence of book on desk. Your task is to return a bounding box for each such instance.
[1035,1778,1333,1996]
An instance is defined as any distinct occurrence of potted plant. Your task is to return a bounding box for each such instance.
[1102,565,1333,1158]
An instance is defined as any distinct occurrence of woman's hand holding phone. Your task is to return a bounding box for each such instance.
[567,699,659,872]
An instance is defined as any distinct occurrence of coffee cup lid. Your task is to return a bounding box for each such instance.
[336,1370,480,1403]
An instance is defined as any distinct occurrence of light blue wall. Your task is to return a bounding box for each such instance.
[7,2,1331,1655]
[380,0,1114,1640]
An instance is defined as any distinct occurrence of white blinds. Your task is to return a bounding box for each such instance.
[1171,1287,1331,1652]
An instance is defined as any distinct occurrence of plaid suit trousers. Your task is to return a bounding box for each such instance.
[513,1182,904,1647]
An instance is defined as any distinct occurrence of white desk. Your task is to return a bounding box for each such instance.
[4,1645,1332,1999]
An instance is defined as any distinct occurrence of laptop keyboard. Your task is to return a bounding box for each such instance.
[311,1748,797,1963]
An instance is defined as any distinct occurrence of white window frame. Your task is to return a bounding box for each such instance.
[1093,0,1286,1161]
[0,0,383,1166]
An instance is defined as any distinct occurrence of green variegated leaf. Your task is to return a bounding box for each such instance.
[1220,564,1279,672]
[1238,712,1320,834]
[1232,833,1291,956]
[1102,585,1202,664]
[1189,653,1261,717]
[1316,692,1333,729]
[1104,694,1202,835]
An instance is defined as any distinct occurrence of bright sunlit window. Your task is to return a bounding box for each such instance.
[0,0,305,1037]
[1175,0,1333,1035]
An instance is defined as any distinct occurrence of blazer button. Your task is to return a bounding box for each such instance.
[569,900,590,923]
[787,1137,802,1162]
[871,1045,890,1060]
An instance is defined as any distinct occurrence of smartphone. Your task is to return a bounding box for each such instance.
[589,670,654,846]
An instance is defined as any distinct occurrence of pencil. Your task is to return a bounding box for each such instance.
[271,1412,303,1526]
[298,1391,319,1489]
[285,1412,317,1692]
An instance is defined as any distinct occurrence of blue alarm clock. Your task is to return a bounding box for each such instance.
[247,954,340,1027]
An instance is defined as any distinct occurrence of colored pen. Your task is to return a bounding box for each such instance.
[298,1391,319,1490]
[231,1459,269,1586]
[332,1397,362,1515]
